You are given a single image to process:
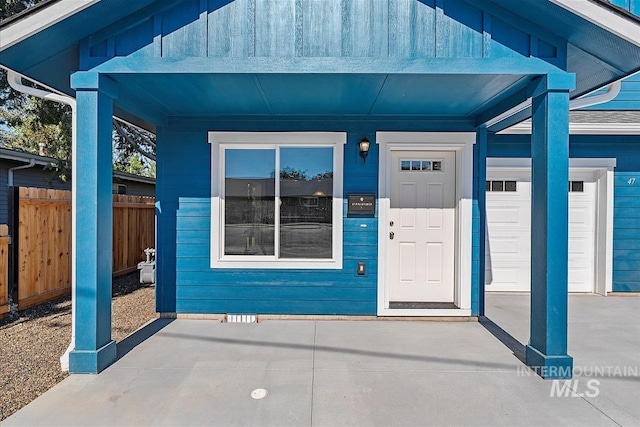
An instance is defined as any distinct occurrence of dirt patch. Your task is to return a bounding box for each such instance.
[0,273,156,421]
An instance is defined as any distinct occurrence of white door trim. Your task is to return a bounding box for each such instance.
[486,157,615,295]
[377,132,475,316]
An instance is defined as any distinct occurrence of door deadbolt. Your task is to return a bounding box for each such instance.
[389,221,394,227]
[389,231,394,240]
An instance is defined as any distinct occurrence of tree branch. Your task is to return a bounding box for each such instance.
[113,120,156,162]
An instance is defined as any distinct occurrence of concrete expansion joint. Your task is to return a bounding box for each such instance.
[160,313,480,322]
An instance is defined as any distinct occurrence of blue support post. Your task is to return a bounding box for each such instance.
[69,73,118,374]
[525,74,575,379]
[473,126,488,316]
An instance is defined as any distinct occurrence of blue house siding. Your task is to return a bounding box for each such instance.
[157,125,384,315]
[583,75,640,111]
[613,172,640,292]
[488,133,640,292]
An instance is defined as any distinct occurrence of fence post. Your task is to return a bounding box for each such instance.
[7,186,19,312]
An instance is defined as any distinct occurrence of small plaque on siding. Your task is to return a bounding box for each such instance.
[347,194,376,216]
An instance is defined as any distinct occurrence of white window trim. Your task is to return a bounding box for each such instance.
[376,132,475,316]
[208,131,345,269]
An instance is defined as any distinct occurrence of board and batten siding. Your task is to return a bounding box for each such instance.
[488,133,640,292]
[81,0,565,68]
[156,126,379,315]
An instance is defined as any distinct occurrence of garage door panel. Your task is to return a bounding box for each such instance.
[485,261,530,292]
[569,233,594,255]
[486,241,530,260]
[569,206,595,230]
[569,263,592,291]
[486,237,521,255]
[486,167,596,293]
[486,207,521,224]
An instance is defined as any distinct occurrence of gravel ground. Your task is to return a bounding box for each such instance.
[0,274,156,421]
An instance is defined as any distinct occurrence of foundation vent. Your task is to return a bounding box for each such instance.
[226,314,257,323]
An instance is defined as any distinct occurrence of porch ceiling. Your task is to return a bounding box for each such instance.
[109,72,531,122]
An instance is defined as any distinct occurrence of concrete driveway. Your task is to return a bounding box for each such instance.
[2,294,639,426]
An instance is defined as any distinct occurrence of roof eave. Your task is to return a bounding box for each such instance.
[113,171,156,185]
[0,0,99,51]
[550,0,640,48]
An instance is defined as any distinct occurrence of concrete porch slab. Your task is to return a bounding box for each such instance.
[2,294,639,426]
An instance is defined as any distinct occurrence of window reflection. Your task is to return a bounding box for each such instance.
[279,147,333,259]
[224,149,275,255]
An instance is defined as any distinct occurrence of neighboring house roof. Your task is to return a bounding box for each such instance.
[112,170,155,186]
[0,147,155,184]
[570,110,640,124]
[502,110,640,135]
[226,177,333,198]
[0,147,57,167]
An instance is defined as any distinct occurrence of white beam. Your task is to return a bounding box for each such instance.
[0,0,98,51]
[550,0,640,47]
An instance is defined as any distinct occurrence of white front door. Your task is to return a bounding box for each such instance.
[387,150,456,303]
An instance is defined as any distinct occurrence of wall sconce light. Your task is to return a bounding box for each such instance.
[359,138,371,163]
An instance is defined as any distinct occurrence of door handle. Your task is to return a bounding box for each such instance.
[389,231,394,240]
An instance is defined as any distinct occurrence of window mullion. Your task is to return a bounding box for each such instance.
[220,146,226,257]
[274,145,281,260]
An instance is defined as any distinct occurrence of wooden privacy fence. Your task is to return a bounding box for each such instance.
[0,225,9,317]
[18,188,72,309]
[112,194,156,277]
[3,187,155,311]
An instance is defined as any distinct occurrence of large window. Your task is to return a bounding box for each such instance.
[209,132,345,269]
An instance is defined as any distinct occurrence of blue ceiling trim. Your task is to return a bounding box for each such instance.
[164,115,479,133]
[478,73,576,129]
[88,56,562,75]
[113,106,158,133]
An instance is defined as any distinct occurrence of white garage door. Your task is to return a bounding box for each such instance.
[485,168,596,293]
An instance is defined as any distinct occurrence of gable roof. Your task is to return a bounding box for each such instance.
[475,0,640,97]
[1,0,639,130]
